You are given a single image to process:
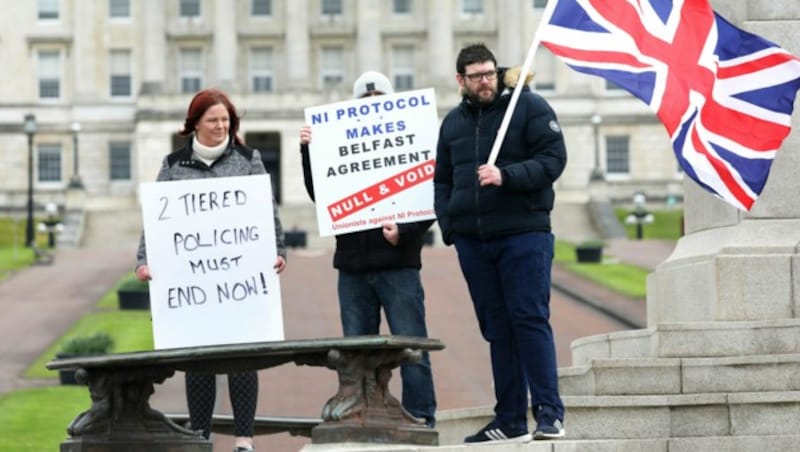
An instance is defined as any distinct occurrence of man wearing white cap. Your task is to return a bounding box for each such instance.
[351,70,395,98]
[298,71,437,427]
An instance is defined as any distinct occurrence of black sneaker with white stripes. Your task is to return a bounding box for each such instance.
[533,415,565,440]
[463,420,532,445]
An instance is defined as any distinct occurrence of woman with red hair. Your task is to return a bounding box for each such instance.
[136,88,286,452]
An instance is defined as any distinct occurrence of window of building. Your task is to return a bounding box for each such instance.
[109,0,130,18]
[179,48,203,93]
[533,0,547,9]
[38,0,59,20]
[534,49,555,91]
[393,0,412,14]
[179,0,201,18]
[392,46,415,91]
[252,0,271,16]
[321,0,342,15]
[38,51,61,99]
[320,46,344,89]
[250,47,274,92]
[109,141,131,181]
[606,135,630,175]
[37,144,62,183]
[462,0,483,14]
[109,50,132,97]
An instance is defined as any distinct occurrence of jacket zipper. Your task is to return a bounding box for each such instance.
[474,109,483,239]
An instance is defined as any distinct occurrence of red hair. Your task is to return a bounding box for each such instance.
[180,89,244,145]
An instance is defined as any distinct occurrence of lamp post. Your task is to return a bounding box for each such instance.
[625,191,654,240]
[589,114,604,181]
[38,202,63,248]
[68,121,84,189]
[23,114,37,248]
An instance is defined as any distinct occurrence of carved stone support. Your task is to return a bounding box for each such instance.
[60,366,209,452]
[312,348,438,446]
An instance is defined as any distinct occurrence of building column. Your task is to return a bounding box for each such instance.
[72,0,98,101]
[286,0,311,90]
[356,0,382,75]
[496,0,523,66]
[141,0,166,94]
[213,0,237,91]
[427,0,453,88]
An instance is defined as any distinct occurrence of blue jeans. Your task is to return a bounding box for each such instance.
[454,232,564,431]
[338,268,437,425]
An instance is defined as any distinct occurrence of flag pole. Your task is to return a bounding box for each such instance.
[487,0,560,166]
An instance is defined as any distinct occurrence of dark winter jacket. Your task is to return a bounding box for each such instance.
[136,138,287,267]
[434,67,567,245]
[300,143,433,273]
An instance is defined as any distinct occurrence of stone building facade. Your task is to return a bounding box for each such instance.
[0,0,683,233]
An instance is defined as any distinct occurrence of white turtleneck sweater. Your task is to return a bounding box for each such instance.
[192,135,229,166]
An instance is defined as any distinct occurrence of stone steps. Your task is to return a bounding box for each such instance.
[415,319,800,451]
[551,196,597,244]
[80,196,142,249]
[559,353,800,396]
[301,434,800,451]
[570,319,800,364]
[56,209,84,247]
[433,391,800,444]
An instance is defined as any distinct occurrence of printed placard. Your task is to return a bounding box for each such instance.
[140,174,284,349]
[304,88,438,236]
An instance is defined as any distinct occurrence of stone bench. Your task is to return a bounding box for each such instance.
[46,335,444,452]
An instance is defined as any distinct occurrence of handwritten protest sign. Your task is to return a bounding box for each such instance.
[304,88,438,236]
[140,174,283,349]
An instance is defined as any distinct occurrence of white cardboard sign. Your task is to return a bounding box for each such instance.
[140,174,284,349]
[304,88,439,236]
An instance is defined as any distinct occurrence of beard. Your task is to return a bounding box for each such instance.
[464,85,498,107]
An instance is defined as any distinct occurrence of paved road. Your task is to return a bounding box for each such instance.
[0,239,674,451]
[0,244,134,394]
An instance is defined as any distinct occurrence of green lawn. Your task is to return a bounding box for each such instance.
[0,217,52,280]
[0,217,52,248]
[552,208,683,299]
[555,240,650,299]
[0,247,34,280]
[0,386,89,451]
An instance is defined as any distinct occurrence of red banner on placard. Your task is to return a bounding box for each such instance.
[327,160,435,222]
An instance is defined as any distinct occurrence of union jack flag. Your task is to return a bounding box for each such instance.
[540,0,800,210]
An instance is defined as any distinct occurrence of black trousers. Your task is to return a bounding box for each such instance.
[185,371,258,438]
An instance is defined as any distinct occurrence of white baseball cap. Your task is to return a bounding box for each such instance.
[352,71,394,98]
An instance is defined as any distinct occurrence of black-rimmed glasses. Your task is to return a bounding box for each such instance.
[463,70,498,82]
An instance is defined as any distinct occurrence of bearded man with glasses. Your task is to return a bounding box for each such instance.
[434,43,567,445]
